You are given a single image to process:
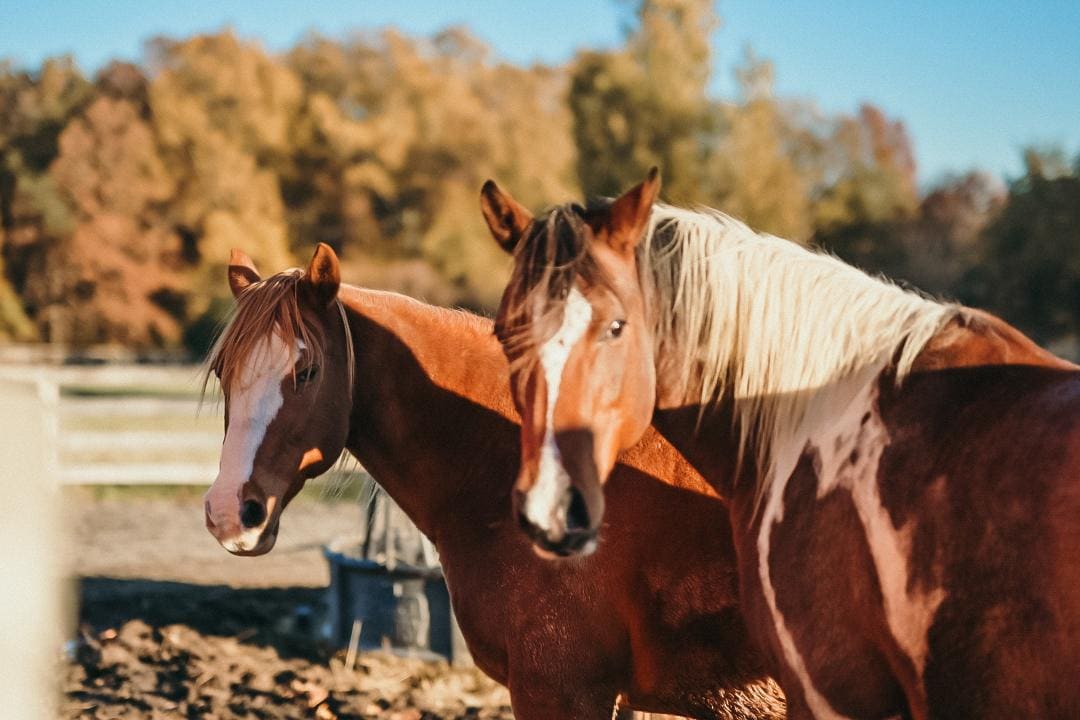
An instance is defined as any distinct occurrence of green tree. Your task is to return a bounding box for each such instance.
[967,150,1080,344]
[709,50,811,240]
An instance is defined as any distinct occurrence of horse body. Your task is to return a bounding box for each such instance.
[482,172,1080,719]
[337,286,781,719]
[734,361,1080,719]
[203,247,785,720]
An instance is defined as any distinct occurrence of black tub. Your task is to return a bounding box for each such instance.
[322,535,470,665]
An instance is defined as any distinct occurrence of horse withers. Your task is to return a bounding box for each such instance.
[202,244,785,719]
[482,170,1080,719]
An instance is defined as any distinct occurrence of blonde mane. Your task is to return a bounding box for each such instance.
[642,204,963,491]
[203,269,355,397]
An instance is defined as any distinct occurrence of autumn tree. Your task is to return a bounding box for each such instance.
[569,0,718,203]
[709,50,811,239]
[4,19,1071,358]
[147,31,298,323]
[0,57,92,341]
[286,27,577,308]
[903,171,1004,295]
[809,104,922,276]
[48,89,183,346]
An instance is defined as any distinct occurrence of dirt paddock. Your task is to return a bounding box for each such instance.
[61,492,514,719]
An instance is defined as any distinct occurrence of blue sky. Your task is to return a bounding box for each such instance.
[3,1,1078,186]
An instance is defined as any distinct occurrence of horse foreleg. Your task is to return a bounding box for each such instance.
[509,680,624,720]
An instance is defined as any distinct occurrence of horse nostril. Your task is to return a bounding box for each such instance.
[240,499,266,529]
[565,486,591,533]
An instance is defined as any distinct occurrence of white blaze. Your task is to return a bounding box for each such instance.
[205,333,293,552]
[523,286,593,535]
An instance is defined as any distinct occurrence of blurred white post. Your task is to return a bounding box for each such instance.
[0,378,61,719]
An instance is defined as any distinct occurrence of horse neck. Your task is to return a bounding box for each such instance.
[651,307,1078,520]
[337,286,520,543]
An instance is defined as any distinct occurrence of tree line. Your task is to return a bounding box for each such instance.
[1,0,1077,356]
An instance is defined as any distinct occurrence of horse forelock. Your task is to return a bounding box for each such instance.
[202,269,354,401]
[496,202,613,390]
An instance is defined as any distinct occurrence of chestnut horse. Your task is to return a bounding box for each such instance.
[481,169,1080,719]
[201,244,785,719]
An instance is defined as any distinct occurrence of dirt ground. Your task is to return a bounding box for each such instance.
[60,491,514,719]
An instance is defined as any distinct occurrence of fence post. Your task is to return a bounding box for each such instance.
[0,378,62,720]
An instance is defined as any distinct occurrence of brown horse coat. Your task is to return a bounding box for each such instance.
[203,247,786,720]
[482,173,1080,720]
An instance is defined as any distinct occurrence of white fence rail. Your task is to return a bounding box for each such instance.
[0,365,221,485]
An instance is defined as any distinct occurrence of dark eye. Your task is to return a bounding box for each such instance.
[604,319,627,340]
[296,364,319,384]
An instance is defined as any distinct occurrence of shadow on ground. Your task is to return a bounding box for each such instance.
[78,576,327,661]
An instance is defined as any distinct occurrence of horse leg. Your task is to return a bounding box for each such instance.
[509,678,623,720]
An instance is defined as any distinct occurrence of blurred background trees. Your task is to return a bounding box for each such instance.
[0,0,1077,357]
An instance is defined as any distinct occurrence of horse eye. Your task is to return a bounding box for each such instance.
[296,364,319,384]
[605,319,627,340]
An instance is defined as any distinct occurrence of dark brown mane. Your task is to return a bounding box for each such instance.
[202,269,325,396]
[495,201,612,378]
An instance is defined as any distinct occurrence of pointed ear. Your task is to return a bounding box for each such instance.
[604,166,661,257]
[304,243,341,307]
[480,180,534,254]
[228,248,261,298]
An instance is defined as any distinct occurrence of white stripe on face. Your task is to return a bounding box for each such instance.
[522,286,593,536]
[205,333,293,551]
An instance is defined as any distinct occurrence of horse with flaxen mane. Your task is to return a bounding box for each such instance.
[481,169,1080,719]
[201,244,786,719]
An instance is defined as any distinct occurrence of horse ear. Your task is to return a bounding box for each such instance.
[480,180,534,254]
[604,166,661,257]
[228,249,261,298]
[304,243,341,307]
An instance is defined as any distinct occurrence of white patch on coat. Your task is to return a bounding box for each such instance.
[522,286,593,536]
[204,333,293,551]
[755,368,889,720]
[811,380,946,683]
[756,369,945,718]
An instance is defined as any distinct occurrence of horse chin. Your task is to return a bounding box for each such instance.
[524,523,599,560]
[530,536,598,560]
